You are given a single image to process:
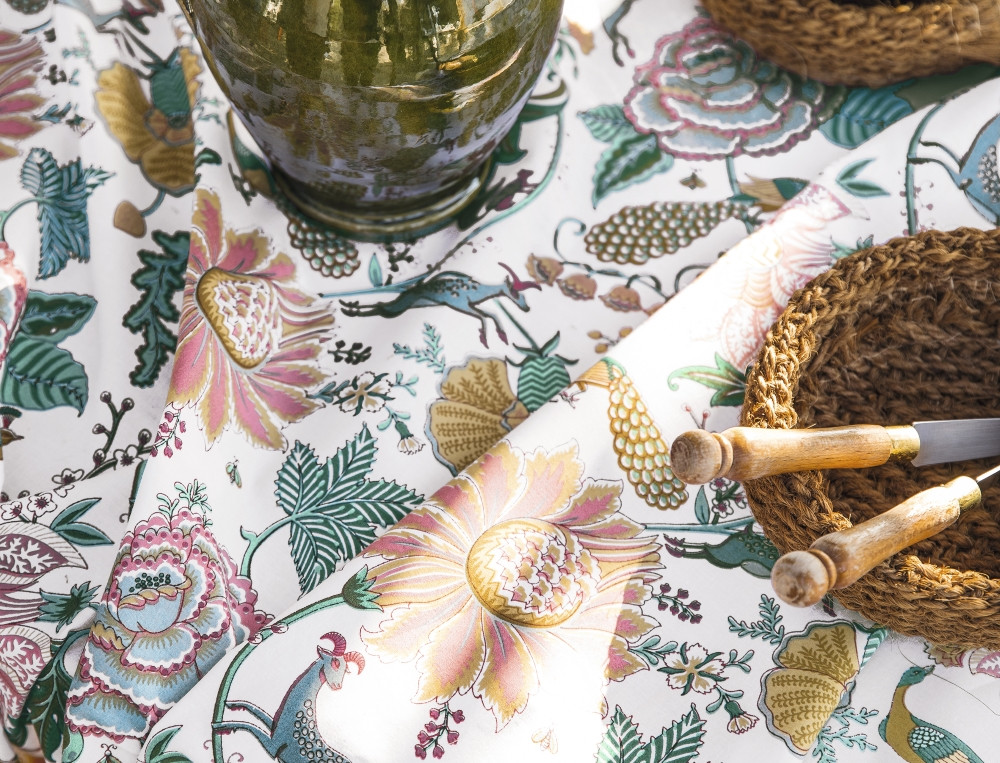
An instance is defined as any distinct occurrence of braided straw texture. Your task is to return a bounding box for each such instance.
[741,227,1000,648]
[702,0,1000,88]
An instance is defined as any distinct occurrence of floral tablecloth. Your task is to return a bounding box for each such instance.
[2,0,1000,762]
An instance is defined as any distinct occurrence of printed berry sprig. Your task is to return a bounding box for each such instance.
[654,582,703,624]
[414,702,464,759]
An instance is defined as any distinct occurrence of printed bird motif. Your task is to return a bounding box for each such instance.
[0,243,28,366]
[913,112,1000,225]
[879,665,984,763]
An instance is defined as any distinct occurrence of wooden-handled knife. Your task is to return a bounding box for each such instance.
[770,462,1000,607]
[668,419,1000,484]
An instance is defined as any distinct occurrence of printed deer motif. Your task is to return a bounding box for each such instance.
[214,632,365,763]
[333,263,540,347]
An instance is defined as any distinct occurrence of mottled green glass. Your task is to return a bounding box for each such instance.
[181,0,563,236]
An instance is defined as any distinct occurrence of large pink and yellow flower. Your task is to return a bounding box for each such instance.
[362,440,661,727]
[67,493,268,740]
[170,189,333,448]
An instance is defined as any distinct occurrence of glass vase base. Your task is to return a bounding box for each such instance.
[273,162,493,242]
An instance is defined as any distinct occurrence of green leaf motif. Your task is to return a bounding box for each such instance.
[38,582,99,630]
[18,290,96,343]
[579,104,637,143]
[145,726,194,763]
[517,355,572,412]
[693,486,710,525]
[820,85,913,148]
[275,429,422,596]
[122,230,190,388]
[368,253,384,288]
[595,705,705,763]
[49,497,112,546]
[495,96,565,165]
[7,630,87,759]
[667,353,746,407]
[1,335,88,413]
[593,133,673,207]
[20,147,112,280]
[835,159,890,198]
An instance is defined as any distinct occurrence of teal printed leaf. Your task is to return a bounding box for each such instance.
[496,96,566,165]
[595,705,705,763]
[20,148,112,279]
[667,353,746,407]
[275,441,325,516]
[595,706,645,763]
[38,582,100,630]
[693,486,710,525]
[48,497,112,546]
[1,335,88,413]
[275,429,421,596]
[123,230,189,388]
[579,104,637,143]
[835,159,890,198]
[657,704,707,763]
[820,86,913,148]
[593,133,673,207]
[516,355,571,411]
[18,290,96,344]
[368,253,384,288]
[146,726,194,763]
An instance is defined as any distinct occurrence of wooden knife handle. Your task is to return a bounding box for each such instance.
[770,475,982,608]
[669,425,920,484]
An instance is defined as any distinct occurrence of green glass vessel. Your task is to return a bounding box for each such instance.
[180,0,564,238]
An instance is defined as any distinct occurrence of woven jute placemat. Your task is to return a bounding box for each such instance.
[702,0,1000,88]
[742,227,1000,648]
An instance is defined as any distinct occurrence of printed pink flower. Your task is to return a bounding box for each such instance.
[0,30,45,161]
[715,184,852,369]
[623,16,843,161]
[363,440,661,727]
[170,189,333,448]
[66,485,268,740]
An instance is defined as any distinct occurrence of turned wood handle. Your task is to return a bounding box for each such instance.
[668,425,920,484]
[770,475,982,607]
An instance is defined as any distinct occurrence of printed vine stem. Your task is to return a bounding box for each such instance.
[211,591,346,763]
[0,198,40,241]
[725,156,753,234]
[905,102,946,234]
[645,516,755,535]
[238,516,298,578]
[551,217,674,301]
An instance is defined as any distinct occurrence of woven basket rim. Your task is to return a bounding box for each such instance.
[702,0,1000,87]
[740,227,1000,648]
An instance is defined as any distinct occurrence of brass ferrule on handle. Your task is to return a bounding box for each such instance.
[669,424,919,484]
[770,475,982,608]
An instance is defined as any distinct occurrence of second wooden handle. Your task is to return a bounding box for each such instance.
[771,475,982,607]
[669,425,919,484]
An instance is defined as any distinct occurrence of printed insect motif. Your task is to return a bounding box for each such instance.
[226,459,241,488]
[214,632,365,763]
[913,112,1000,224]
[332,264,540,347]
[879,665,985,763]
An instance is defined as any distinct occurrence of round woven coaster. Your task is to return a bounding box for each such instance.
[741,227,1000,648]
[701,0,1000,88]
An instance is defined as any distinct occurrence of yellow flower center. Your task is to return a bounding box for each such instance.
[466,518,600,628]
[196,267,282,370]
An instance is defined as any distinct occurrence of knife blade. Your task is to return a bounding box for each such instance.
[669,418,1000,484]
[770,461,1000,608]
